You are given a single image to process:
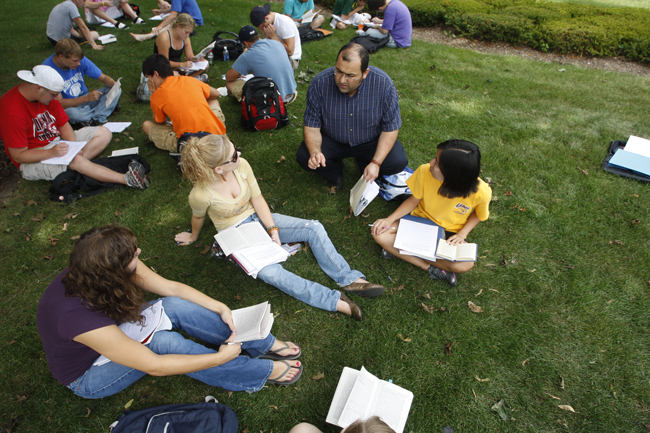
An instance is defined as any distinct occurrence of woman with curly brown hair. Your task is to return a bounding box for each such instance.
[36,225,302,399]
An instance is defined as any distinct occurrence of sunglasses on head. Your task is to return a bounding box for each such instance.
[221,147,242,165]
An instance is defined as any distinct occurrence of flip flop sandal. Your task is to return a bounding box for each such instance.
[260,341,301,360]
[266,361,303,386]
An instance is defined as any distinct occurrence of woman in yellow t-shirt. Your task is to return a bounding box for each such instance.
[371,139,492,286]
[173,134,385,320]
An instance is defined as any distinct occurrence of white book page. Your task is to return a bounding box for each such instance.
[42,141,86,165]
[368,381,414,433]
[326,367,360,427]
[239,222,273,246]
[215,226,250,256]
[435,238,457,260]
[103,122,132,133]
[234,243,289,271]
[456,243,477,261]
[393,218,439,258]
[149,13,170,20]
[232,301,268,342]
[350,176,379,216]
[110,147,138,157]
[105,78,121,107]
[338,367,380,427]
[180,60,209,72]
[98,34,115,41]
[197,41,216,58]
[258,303,274,339]
[625,135,650,158]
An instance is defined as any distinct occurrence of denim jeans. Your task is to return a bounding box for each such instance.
[363,28,397,48]
[66,297,275,399]
[236,214,364,311]
[64,86,122,124]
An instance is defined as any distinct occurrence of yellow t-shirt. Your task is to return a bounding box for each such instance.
[406,163,492,233]
[188,158,261,232]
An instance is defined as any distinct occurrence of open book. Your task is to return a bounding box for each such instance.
[179,60,209,72]
[326,366,413,433]
[214,222,290,278]
[393,215,444,262]
[301,9,320,24]
[197,41,216,59]
[231,301,274,342]
[350,175,379,217]
[435,238,477,262]
[105,77,122,107]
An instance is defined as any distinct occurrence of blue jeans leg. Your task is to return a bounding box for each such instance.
[242,214,363,311]
[64,87,121,124]
[66,297,275,398]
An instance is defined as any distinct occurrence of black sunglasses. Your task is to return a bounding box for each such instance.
[221,147,242,165]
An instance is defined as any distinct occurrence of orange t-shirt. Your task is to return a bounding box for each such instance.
[150,76,225,137]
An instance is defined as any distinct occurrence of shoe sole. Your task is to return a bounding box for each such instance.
[342,286,385,298]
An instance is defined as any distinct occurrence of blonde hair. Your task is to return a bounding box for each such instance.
[55,38,84,59]
[342,417,395,433]
[172,13,196,30]
[180,134,231,186]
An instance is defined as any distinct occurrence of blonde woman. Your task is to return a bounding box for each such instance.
[154,13,207,79]
[174,134,386,321]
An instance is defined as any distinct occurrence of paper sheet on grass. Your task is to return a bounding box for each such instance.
[149,13,170,20]
[103,122,131,133]
[625,135,650,158]
[42,141,86,165]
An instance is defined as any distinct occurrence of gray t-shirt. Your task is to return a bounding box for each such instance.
[232,39,297,100]
[47,0,81,41]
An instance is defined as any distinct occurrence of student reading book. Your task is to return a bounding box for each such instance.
[371,139,492,286]
[435,238,477,262]
[231,301,274,342]
[174,134,385,321]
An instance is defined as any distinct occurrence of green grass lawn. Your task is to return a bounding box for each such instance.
[2,0,650,432]
[546,0,650,9]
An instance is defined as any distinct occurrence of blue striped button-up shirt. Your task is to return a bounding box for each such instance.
[304,66,402,146]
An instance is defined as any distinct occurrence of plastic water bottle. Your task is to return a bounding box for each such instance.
[207,51,213,65]
[223,47,229,62]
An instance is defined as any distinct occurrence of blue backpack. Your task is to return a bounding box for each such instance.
[109,396,238,433]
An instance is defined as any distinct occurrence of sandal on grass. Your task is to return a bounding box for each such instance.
[266,360,303,386]
[260,341,301,360]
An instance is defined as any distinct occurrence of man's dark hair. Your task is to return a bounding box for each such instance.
[367,0,387,11]
[142,54,174,78]
[337,43,370,73]
[436,139,482,199]
[247,33,260,44]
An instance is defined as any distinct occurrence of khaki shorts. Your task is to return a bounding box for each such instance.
[148,106,227,152]
[229,80,246,102]
[20,127,99,181]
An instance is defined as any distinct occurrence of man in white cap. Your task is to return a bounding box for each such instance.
[0,65,149,190]
[250,3,302,70]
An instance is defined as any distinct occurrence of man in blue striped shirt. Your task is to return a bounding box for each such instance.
[296,43,407,191]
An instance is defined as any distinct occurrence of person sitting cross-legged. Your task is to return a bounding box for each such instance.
[47,0,103,50]
[358,0,412,49]
[0,65,149,191]
[42,38,122,127]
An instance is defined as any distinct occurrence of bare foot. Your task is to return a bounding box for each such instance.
[130,32,153,41]
[269,340,300,358]
[269,360,301,383]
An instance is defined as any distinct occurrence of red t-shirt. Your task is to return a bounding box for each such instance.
[0,86,69,168]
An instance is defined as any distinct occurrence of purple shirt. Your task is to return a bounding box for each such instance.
[382,0,412,48]
[36,269,115,385]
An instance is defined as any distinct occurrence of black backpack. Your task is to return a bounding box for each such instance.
[240,77,289,132]
[110,397,238,433]
[211,31,244,61]
[49,155,151,203]
[298,26,326,44]
[349,34,390,53]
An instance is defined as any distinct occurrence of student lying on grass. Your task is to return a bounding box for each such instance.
[174,134,385,321]
[37,225,302,399]
[371,139,492,286]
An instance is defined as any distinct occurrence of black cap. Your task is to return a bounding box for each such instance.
[239,25,258,42]
[250,3,271,27]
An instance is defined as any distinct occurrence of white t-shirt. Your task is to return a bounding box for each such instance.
[273,12,302,60]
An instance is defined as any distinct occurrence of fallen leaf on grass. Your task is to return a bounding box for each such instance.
[268,405,279,412]
[420,303,434,314]
[114,211,123,217]
[504,191,513,196]
[608,240,623,245]
[43,255,53,261]
[49,237,59,246]
[228,391,233,398]
[311,372,325,380]
[528,269,536,272]
[577,167,589,175]
[13,212,20,217]
[422,291,431,299]
[467,301,483,313]
[475,289,483,296]
[522,359,529,367]
[124,399,134,409]
[445,341,454,355]
[560,376,565,389]
[398,334,411,342]
[630,219,641,225]
[25,200,38,206]
[233,295,241,301]
[391,285,405,293]
[84,407,92,417]
[31,213,45,222]
[294,309,305,315]
[491,399,508,420]
[63,223,68,232]
[546,393,561,400]
[200,245,211,255]
[472,388,477,403]
[484,263,496,267]
[71,235,80,240]
[16,394,29,402]
[474,375,490,382]
[276,155,286,163]
[65,212,79,219]
[558,405,575,413]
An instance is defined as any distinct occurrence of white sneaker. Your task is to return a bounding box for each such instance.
[117,22,129,30]
[133,17,145,24]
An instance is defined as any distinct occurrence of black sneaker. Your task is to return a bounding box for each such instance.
[124,160,150,190]
[428,265,457,286]
[112,103,121,114]
[381,249,395,260]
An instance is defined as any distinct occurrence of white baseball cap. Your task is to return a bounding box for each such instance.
[17,65,64,93]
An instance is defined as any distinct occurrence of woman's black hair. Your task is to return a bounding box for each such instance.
[436,139,481,199]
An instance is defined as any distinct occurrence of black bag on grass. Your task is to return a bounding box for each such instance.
[109,396,238,433]
[349,34,390,53]
[211,31,244,61]
[49,155,151,203]
[602,139,650,183]
[298,26,326,44]
[240,77,289,131]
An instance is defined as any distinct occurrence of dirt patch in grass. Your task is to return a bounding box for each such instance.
[0,145,21,207]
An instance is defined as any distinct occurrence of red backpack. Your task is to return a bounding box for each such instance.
[240,77,289,131]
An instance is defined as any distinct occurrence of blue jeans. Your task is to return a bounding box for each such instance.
[65,86,122,124]
[236,214,364,312]
[363,28,397,48]
[66,297,275,399]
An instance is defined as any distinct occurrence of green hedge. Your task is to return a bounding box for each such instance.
[318,0,650,62]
